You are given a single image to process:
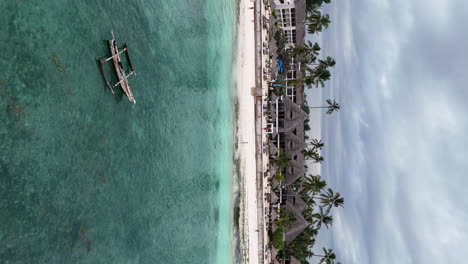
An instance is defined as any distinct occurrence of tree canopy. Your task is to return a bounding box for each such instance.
[307,10,331,35]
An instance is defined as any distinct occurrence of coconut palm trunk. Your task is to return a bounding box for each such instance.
[306,99,340,114]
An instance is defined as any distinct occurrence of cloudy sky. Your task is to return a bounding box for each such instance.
[316,0,468,263]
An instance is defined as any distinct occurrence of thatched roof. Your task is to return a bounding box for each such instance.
[271,248,279,261]
[271,191,279,204]
[269,142,279,157]
[286,160,307,185]
[282,96,307,133]
[284,201,309,244]
[269,102,278,120]
[285,220,309,245]
[284,132,306,156]
[270,163,279,177]
[286,188,308,213]
[295,0,307,46]
[272,221,278,233]
[271,208,278,222]
[290,255,301,264]
[272,178,280,190]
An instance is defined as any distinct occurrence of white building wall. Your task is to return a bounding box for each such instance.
[274,0,298,46]
[273,0,295,7]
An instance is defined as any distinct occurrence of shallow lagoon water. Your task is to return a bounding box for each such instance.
[0,0,236,263]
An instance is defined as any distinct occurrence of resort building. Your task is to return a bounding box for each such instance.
[271,0,306,106]
[272,0,306,47]
[269,0,308,190]
[267,0,311,263]
[268,93,310,244]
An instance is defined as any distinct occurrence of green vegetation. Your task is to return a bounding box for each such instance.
[272,213,296,250]
[302,174,327,195]
[276,213,296,229]
[289,1,340,110]
[268,0,346,263]
[307,10,331,35]
[292,41,321,64]
[314,188,345,211]
[274,29,287,56]
[303,151,323,164]
[303,119,311,131]
[312,207,334,229]
[300,103,311,114]
[286,227,318,262]
[272,228,286,250]
[272,178,344,261]
[275,171,286,182]
[274,29,293,80]
[306,0,332,13]
[310,247,341,264]
[272,149,291,182]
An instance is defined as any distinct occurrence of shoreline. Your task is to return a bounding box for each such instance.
[235,0,272,262]
[235,0,258,263]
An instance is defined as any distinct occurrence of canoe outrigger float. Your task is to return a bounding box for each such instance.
[98,32,136,104]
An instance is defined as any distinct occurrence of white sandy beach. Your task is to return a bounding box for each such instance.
[235,0,258,263]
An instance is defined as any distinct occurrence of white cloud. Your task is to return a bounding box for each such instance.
[318,0,468,263]
[415,0,453,27]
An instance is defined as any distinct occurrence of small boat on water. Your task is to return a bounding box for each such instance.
[98,32,136,104]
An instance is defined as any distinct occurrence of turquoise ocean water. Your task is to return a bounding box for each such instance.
[0,0,237,263]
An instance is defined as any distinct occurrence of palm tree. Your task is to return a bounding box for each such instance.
[301,57,335,88]
[302,147,316,158]
[299,63,313,74]
[307,10,331,34]
[302,174,327,195]
[309,56,336,68]
[272,149,291,168]
[302,149,323,163]
[307,99,340,114]
[306,0,332,14]
[310,152,324,163]
[307,65,331,88]
[308,138,324,151]
[286,230,317,263]
[290,75,314,88]
[292,41,321,64]
[272,149,291,182]
[319,56,336,68]
[275,213,297,229]
[311,207,333,229]
[316,188,344,211]
[292,65,331,89]
[310,247,338,264]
